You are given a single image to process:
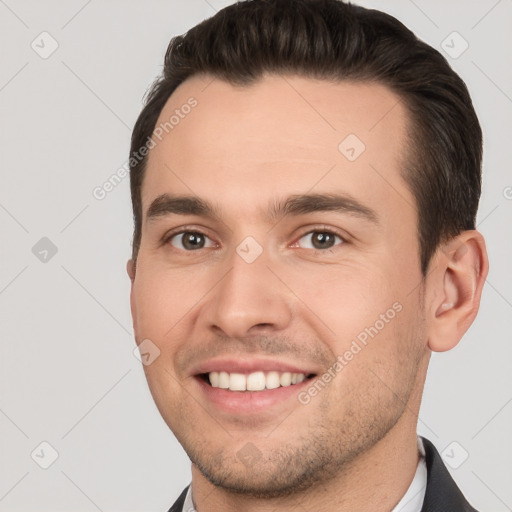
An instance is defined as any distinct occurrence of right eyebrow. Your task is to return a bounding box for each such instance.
[145,194,221,223]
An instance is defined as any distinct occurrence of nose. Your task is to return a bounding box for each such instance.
[199,248,293,339]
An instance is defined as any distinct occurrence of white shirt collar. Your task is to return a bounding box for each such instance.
[182,437,427,512]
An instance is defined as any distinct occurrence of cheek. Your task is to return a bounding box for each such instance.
[287,259,423,372]
[132,266,204,421]
[319,298,425,422]
[132,262,205,340]
[286,261,397,335]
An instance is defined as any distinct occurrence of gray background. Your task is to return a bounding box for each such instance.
[0,0,511,510]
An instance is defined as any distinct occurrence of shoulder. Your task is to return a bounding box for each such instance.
[421,437,478,512]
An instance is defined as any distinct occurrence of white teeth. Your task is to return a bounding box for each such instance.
[280,372,292,387]
[218,371,230,389]
[246,371,266,391]
[266,371,281,389]
[229,373,246,391]
[207,371,308,391]
[209,371,219,387]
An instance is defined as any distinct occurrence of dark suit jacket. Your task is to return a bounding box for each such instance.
[166,436,478,512]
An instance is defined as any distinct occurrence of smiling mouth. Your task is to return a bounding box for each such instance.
[198,371,316,392]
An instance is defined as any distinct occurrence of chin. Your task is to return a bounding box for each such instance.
[187,440,343,498]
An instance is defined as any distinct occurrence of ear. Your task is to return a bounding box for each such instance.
[427,230,489,352]
[127,259,137,333]
[127,258,136,282]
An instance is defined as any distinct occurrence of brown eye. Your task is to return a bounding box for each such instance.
[170,231,213,251]
[297,231,343,250]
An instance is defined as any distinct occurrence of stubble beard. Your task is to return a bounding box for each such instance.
[183,379,416,499]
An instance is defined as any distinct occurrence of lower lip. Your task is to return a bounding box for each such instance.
[194,376,313,414]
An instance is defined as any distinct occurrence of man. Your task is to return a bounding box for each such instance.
[126,1,488,510]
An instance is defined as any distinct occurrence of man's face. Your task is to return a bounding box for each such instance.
[129,74,430,495]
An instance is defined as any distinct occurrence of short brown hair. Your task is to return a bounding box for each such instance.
[129,0,482,274]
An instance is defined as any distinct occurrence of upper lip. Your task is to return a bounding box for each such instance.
[190,357,318,376]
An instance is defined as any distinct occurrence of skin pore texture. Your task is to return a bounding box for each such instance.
[127,74,488,512]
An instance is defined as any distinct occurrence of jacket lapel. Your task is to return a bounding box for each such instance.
[420,437,477,512]
[166,485,189,512]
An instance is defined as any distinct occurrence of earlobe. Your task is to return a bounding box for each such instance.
[127,258,138,334]
[127,259,136,282]
[427,231,489,352]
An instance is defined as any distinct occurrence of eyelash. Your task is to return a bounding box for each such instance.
[292,228,346,251]
[162,225,347,253]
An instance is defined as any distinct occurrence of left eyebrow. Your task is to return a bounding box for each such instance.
[266,193,379,225]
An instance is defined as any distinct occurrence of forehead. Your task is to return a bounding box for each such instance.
[142,74,414,224]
